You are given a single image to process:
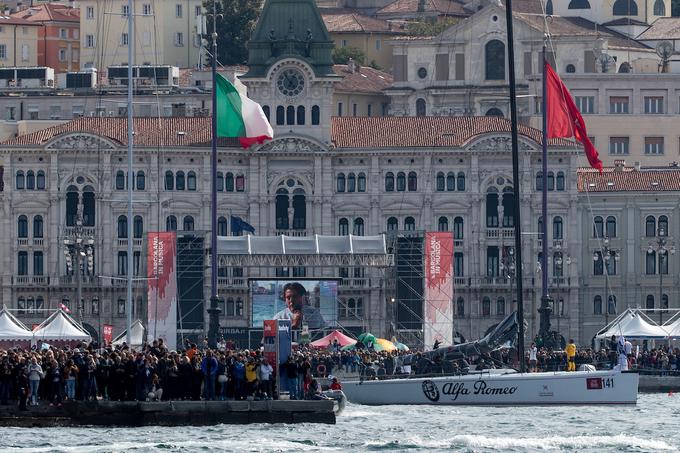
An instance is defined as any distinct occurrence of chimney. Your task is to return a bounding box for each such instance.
[613,159,625,172]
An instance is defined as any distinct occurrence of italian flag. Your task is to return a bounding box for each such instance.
[216,73,273,148]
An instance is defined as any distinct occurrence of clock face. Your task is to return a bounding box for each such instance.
[276,68,305,97]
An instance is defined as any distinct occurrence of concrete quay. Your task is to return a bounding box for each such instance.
[0,400,337,427]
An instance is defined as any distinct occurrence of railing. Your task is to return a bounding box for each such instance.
[117,239,128,247]
[275,229,308,237]
[63,226,96,237]
[454,277,467,286]
[339,278,369,288]
[17,238,28,246]
[454,240,464,247]
[12,276,49,285]
[33,238,44,246]
[133,239,143,247]
[486,228,515,239]
[217,277,248,288]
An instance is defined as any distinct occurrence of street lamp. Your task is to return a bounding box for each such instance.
[63,196,95,324]
[553,252,571,333]
[647,227,675,324]
[593,236,620,325]
[500,246,516,311]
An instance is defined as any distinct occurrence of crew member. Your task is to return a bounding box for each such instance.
[617,335,628,371]
[565,339,576,372]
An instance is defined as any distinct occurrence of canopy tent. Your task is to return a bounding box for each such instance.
[32,309,91,343]
[112,320,146,349]
[595,309,669,340]
[310,330,356,348]
[217,234,387,255]
[0,307,33,343]
[664,317,680,339]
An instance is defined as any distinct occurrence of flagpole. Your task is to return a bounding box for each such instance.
[207,0,221,349]
[504,0,525,373]
[539,46,552,343]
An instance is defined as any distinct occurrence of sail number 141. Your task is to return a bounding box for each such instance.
[586,377,614,390]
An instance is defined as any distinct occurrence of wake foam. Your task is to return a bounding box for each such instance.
[449,433,677,451]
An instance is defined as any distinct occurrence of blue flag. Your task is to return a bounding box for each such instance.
[230,216,255,236]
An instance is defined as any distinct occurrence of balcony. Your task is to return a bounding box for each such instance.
[486,228,515,239]
[17,238,28,246]
[12,275,49,285]
[339,278,370,288]
[63,226,96,237]
[217,277,248,288]
[275,229,308,237]
[33,238,44,247]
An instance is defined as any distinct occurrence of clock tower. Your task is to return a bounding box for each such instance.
[241,0,340,144]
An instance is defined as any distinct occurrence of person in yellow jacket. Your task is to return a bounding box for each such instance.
[565,339,576,371]
[245,357,258,398]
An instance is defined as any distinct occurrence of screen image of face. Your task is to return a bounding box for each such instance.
[250,280,338,329]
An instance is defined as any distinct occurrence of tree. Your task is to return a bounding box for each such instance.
[408,17,458,36]
[332,46,366,65]
[205,0,262,66]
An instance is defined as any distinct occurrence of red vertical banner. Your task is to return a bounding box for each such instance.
[103,325,113,344]
[424,232,454,349]
[263,320,278,368]
[147,232,178,350]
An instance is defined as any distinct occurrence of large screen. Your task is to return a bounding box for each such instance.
[250,280,338,329]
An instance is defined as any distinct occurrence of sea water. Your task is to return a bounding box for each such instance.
[0,393,677,452]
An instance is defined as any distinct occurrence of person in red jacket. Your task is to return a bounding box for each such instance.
[329,376,342,391]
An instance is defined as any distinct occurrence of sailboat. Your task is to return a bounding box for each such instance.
[341,0,639,406]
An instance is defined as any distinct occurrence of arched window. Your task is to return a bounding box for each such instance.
[547,171,555,191]
[416,98,426,117]
[396,172,406,191]
[25,170,35,190]
[436,172,445,191]
[82,187,95,226]
[546,0,553,14]
[36,170,45,190]
[593,295,602,314]
[608,295,617,315]
[286,105,295,125]
[347,173,356,192]
[536,171,543,191]
[447,172,455,191]
[187,171,197,191]
[408,171,417,191]
[353,217,365,236]
[496,297,505,316]
[454,217,464,239]
[553,216,563,239]
[183,215,195,231]
[645,215,656,237]
[225,172,234,192]
[431,215,446,233]
[485,39,505,80]
[593,216,604,238]
[217,172,224,192]
[654,0,665,15]
[262,105,270,121]
[593,251,604,275]
[566,64,576,73]
[456,297,465,317]
[404,216,416,230]
[357,173,366,192]
[117,215,127,238]
[217,216,228,236]
[276,106,284,125]
[486,191,499,228]
[337,173,346,192]
[658,215,669,235]
[553,252,563,277]
[166,215,177,231]
[33,215,43,238]
[65,187,78,226]
[17,215,28,238]
[339,218,349,235]
[568,0,590,8]
[175,171,185,190]
[165,171,174,190]
[387,217,398,231]
[606,216,616,238]
[385,172,394,192]
[115,170,125,190]
[136,171,145,190]
[485,108,503,117]
[556,171,565,191]
[133,215,143,238]
[15,171,24,189]
[457,172,465,191]
[646,250,656,274]
[296,106,305,125]
[482,297,491,316]
[501,188,514,227]
[235,174,245,192]
[311,105,320,125]
[613,0,638,15]
[538,216,544,240]
[646,294,655,309]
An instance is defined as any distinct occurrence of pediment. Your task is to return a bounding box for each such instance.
[46,133,118,151]
[467,136,536,152]
[257,136,327,154]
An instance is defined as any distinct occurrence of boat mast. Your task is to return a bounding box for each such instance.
[503,0,526,373]
[539,45,552,340]
[125,0,134,346]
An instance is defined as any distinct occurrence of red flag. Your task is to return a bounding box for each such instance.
[545,61,603,173]
[59,303,71,313]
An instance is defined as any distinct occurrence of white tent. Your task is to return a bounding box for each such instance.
[32,309,91,343]
[664,317,680,339]
[112,320,145,349]
[596,309,669,340]
[0,307,33,341]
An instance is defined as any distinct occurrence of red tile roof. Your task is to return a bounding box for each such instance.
[577,166,680,192]
[321,9,404,33]
[11,3,79,22]
[333,64,393,93]
[377,0,468,17]
[331,116,571,148]
[0,14,41,26]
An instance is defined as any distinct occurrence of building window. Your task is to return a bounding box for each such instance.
[660,250,669,274]
[568,0,591,7]
[183,216,195,231]
[187,171,197,190]
[175,32,184,46]
[33,251,43,276]
[604,216,616,238]
[454,252,464,277]
[347,173,356,192]
[613,0,638,15]
[645,137,664,155]
[407,172,417,191]
[286,105,295,125]
[116,170,125,190]
[116,251,127,276]
[117,215,128,238]
[352,103,357,116]
[644,96,664,114]
[176,4,183,17]
[15,171,24,189]
[386,217,398,231]
[86,35,95,48]
[121,32,129,46]
[336,173,345,192]
[18,251,28,275]
[385,172,394,192]
[166,215,177,231]
[235,174,245,192]
[438,216,448,232]
[217,172,224,191]
[353,218,365,236]
[117,298,125,315]
[646,216,656,237]
[396,172,406,191]
[485,40,505,80]
[311,105,320,125]
[457,172,465,191]
[482,297,491,316]
[217,217,228,236]
[453,217,464,239]
[443,172,453,191]
[593,251,604,275]
[556,171,565,191]
[36,171,45,189]
[658,215,669,234]
[297,106,305,125]
[26,171,35,190]
[338,102,343,116]
[593,296,602,315]
[136,171,145,190]
[608,296,617,315]
[357,173,366,192]
[133,216,143,238]
[609,96,629,113]
[225,173,234,192]
[0,44,6,60]
[176,171,185,190]
[33,216,43,238]
[565,64,576,73]
[276,106,284,125]
[646,250,656,274]
[654,0,666,15]
[609,137,630,154]
[553,216,563,239]
[59,49,67,62]
[143,3,152,15]
[436,172,445,191]
[86,6,94,19]
[546,171,555,191]
[456,297,465,316]
[164,171,174,190]
[575,96,594,113]
[496,297,506,316]
[339,218,349,235]
[18,215,28,238]
[415,99,426,117]
[404,216,416,230]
